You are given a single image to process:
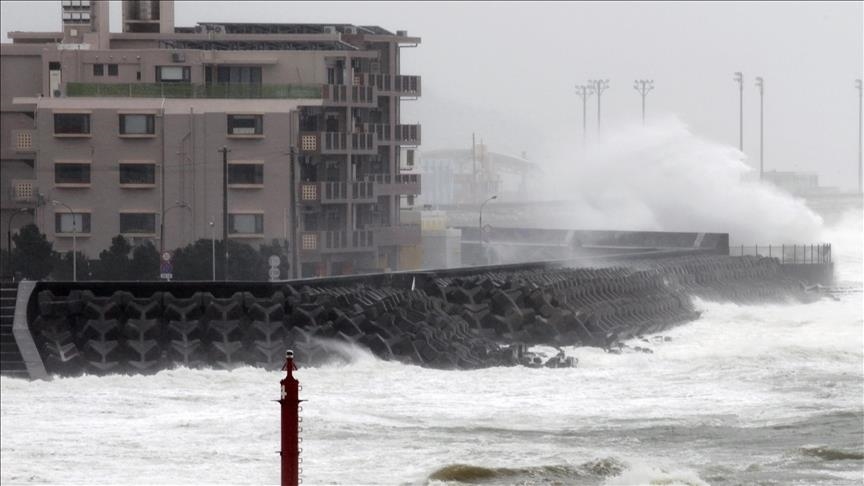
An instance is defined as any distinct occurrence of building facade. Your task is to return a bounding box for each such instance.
[1,0,422,278]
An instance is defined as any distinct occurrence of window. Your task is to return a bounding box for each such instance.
[228,164,264,185]
[93,64,104,76]
[156,66,190,83]
[119,114,155,135]
[55,163,91,184]
[229,214,264,235]
[120,213,157,234]
[55,212,91,234]
[119,163,156,185]
[227,115,263,136]
[107,64,118,76]
[54,113,90,135]
[215,66,262,84]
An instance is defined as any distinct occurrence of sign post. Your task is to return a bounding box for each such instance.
[160,251,173,281]
[268,255,281,282]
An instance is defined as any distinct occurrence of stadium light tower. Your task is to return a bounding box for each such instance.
[633,79,654,125]
[734,72,744,151]
[574,84,594,146]
[588,79,610,134]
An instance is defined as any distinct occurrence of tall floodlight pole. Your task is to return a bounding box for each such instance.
[734,72,744,151]
[574,85,594,145]
[856,79,862,194]
[588,79,610,135]
[633,79,654,125]
[755,77,764,180]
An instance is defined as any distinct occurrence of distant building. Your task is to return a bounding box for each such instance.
[418,146,535,207]
[1,0,422,277]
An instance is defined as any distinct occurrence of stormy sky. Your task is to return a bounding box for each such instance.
[3,1,862,191]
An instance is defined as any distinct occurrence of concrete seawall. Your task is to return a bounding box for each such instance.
[2,253,824,378]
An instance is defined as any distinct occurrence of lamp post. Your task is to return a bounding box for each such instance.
[633,79,654,125]
[51,200,77,282]
[478,195,497,265]
[588,79,610,134]
[209,220,216,281]
[159,202,190,255]
[6,208,30,279]
[734,71,744,151]
[574,84,594,146]
[755,76,764,180]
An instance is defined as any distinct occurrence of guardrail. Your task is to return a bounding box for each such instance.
[66,82,322,99]
[730,243,831,264]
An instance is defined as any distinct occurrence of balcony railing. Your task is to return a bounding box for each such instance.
[66,82,322,99]
[301,230,375,253]
[372,224,421,247]
[362,123,421,145]
[359,74,421,96]
[300,180,376,203]
[731,243,832,264]
[362,173,421,196]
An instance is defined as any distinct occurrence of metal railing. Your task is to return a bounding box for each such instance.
[731,243,831,264]
[66,82,322,99]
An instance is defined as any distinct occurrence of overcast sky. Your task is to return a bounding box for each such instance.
[3,1,862,190]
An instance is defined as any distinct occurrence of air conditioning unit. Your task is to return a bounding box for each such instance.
[212,25,225,34]
[323,26,337,34]
[345,26,357,35]
[194,25,205,33]
[171,52,185,63]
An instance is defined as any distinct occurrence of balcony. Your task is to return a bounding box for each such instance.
[360,74,421,97]
[322,84,376,107]
[299,180,376,204]
[372,224,421,247]
[363,123,421,145]
[65,82,322,99]
[317,132,377,155]
[299,230,375,254]
[11,130,36,154]
[363,173,421,196]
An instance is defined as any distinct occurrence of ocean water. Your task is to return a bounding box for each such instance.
[1,215,862,485]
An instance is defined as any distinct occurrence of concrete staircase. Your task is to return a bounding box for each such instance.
[0,283,28,378]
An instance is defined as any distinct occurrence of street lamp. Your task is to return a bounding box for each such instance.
[159,201,191,255]
[856,79,862,194]
[734,71,744,151]
[478,195,497,265]
[755,76,764,179]
[51,199,77,282]
[209,220,216,281]
[6,208,31,279]
[633,79,654,125]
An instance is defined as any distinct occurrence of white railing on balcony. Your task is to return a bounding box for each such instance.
[361,74,421,95]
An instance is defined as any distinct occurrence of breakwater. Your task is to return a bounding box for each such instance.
[5,252,822,378]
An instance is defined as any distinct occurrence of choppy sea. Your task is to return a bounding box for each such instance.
[2,215,862,485]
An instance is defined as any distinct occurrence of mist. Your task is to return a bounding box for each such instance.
[527,116,825,243]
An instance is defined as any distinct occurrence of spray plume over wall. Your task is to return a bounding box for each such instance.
[533,116,824,243]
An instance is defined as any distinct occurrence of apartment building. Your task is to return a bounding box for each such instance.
[0,0,422,278]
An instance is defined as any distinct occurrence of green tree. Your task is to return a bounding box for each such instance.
[51,251,95,281]
[10,224,55,280]
[129,241,160,281]
[94,235,132,280]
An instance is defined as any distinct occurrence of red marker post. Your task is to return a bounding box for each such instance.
[280,350,300,486]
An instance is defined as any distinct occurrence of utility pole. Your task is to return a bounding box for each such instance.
[633,79,654,125]
[219,146,230,280]
[574,84,594,145]
[734,72,743,152]
[288,146,300,279]
[755,76,764,180]
[856,79,862,194]
[588,79,610,135]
